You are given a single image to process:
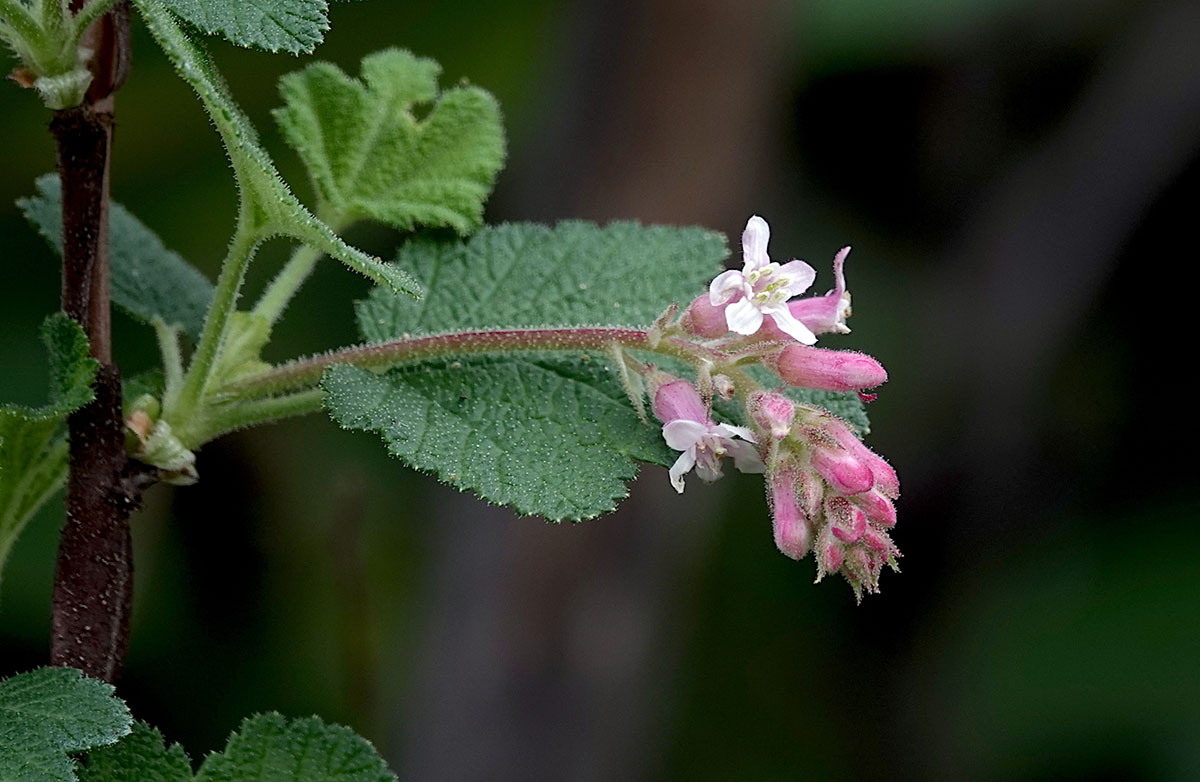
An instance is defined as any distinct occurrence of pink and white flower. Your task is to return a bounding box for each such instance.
[653,379,764,493]
[708,216,818,344]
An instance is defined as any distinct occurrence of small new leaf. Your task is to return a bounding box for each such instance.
[327,221,726,521]
[156,0,329,54]
[194,713,395,782]
[18,175,215,340]
[275,49,505,234]
[78,722,191,782]
[134,0,420,298]
[0,315,98,580]
[0,667,132,782]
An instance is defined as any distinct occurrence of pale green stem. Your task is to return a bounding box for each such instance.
[169,213,260,419]
[252,240,330,327]
[152,318,184,401]
[176,388,327,449]
[67,0,122,45]
[38,0,63,39]
[225,327,726,400]
[0,0,44,48]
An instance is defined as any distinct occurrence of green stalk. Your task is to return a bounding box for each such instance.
[153,317,184,400]
[167,214,260,419]
[253,239,332,327]
[0,0,45,49]
[176,388,327,448]
[226,327,727,400]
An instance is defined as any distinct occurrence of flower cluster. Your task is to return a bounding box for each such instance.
[642,215,898,599]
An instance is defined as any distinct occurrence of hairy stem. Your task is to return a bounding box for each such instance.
[169,216,260,416]
[176,388,327,448]
[0,0,43,47]
[253,223,341,327]
[153,318,183,400]
[227,327,726,400]
[49,0,139,684]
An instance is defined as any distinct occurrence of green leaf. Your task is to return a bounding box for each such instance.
[155,0,329,54]
[194,713,394,782]
[325,357,675,522]
[134,0,421,298]
[274,49,505,234]
[0,667,132,782]
[18,175,215,340]
[327,221,726,521]
[356,221,726,337]
[78,723,191,782]
[0,314,98,580]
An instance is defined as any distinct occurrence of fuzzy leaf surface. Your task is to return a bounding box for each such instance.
[275,49,505,234]
[18,175,214,339]
[355,221,725,336]
[327,222,726,521]
[78,723,191,782]
[156,0,328,54]
[194,713,394,782]
[0,315,98,576]
[0,667,132,782]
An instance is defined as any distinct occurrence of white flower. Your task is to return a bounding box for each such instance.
[708,215,818,344]
[662,418,764,493]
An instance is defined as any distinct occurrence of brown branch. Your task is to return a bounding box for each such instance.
[49,0,140,684]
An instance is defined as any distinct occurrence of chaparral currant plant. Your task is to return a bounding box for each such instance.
[0,0,899,776]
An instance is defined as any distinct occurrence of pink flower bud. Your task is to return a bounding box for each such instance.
[747,390,795,440]
[863,529,897,556]
[680,294,729,338]
[773,345,887,392]
[810,445,873,495]
[832,434,898,501]
[768,468,809,560]
[817,530,844,575]
[651,378,707,424]
[826,496,868,542]
[853,489,896,528]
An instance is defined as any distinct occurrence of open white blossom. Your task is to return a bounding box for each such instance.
[708,215,818,344]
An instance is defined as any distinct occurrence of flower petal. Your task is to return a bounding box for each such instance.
[726,440,766,474]
[713,423,757,443]
[663,419,709,451]
[709,269,746,306]
[694,452,725,483]
[776,260,816,297]
[764,305,817,344]
[742,215,771,271]
[725,297,765,335]
[669,449,697,493]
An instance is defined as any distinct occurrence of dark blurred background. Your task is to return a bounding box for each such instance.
[3,0,1198,779]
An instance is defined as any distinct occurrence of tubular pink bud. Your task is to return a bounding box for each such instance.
[768,469,809,560]
[773,345,887,392]
[818,537,844,574]
[747,390,796,440]
[680,294,730,338]
[853,489,896,528]
[828,424,899,498]
[810,446,873,495]
[651,378,706,424]
[831,506,868,543]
